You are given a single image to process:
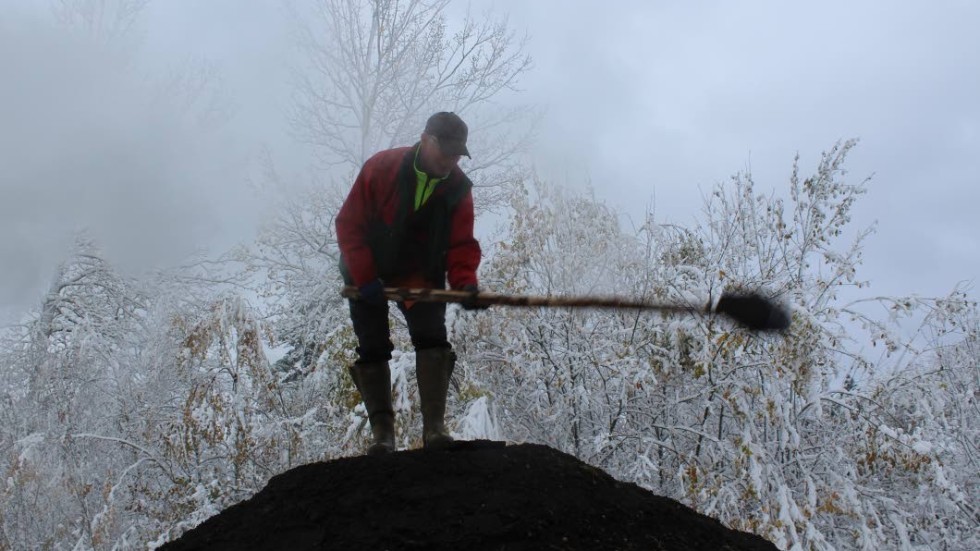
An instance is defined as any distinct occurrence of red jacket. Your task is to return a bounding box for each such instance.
[336,145,481,289]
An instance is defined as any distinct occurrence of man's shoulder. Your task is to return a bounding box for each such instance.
[365,146,412,168]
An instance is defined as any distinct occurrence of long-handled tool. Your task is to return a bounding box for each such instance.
[340,286,791,332]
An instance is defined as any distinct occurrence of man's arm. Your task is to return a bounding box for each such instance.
[335,163,379,287]
[445,190,481,290]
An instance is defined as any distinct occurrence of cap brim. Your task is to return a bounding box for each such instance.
[439,140,470,158]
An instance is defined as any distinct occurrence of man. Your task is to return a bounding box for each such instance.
[336,112,485,455]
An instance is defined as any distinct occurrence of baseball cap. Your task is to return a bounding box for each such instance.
[424,112,470,158]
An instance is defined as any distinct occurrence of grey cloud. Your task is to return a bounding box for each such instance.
[0,12,261,310]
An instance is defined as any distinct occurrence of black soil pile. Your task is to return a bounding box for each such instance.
[160,441,777,551]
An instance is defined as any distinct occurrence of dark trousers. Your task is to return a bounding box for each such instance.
[348,299,449,364]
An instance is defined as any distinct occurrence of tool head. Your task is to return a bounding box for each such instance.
[715,292,791,331]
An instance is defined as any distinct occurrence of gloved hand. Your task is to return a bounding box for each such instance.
[358,279,386,306]
[460,284,489,311]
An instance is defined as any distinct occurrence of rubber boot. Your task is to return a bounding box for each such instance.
[416,347,455,450]
[348,362,396,455]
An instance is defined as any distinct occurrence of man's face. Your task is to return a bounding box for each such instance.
[419,133,462,177]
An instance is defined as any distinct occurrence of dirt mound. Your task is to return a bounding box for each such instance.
[159,441,776,550]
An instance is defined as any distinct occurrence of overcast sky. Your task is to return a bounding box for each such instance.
[2,0,978,321]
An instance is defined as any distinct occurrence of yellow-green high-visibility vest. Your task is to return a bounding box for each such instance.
[413,149,444,210]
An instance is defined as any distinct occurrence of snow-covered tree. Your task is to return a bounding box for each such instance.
[289,0,534,191]
[453,143,979,550]
[0,236,152,549]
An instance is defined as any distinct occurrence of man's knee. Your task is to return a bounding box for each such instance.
[349,300,394,363]
[402,303,448,349]
[355,346,393,364]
